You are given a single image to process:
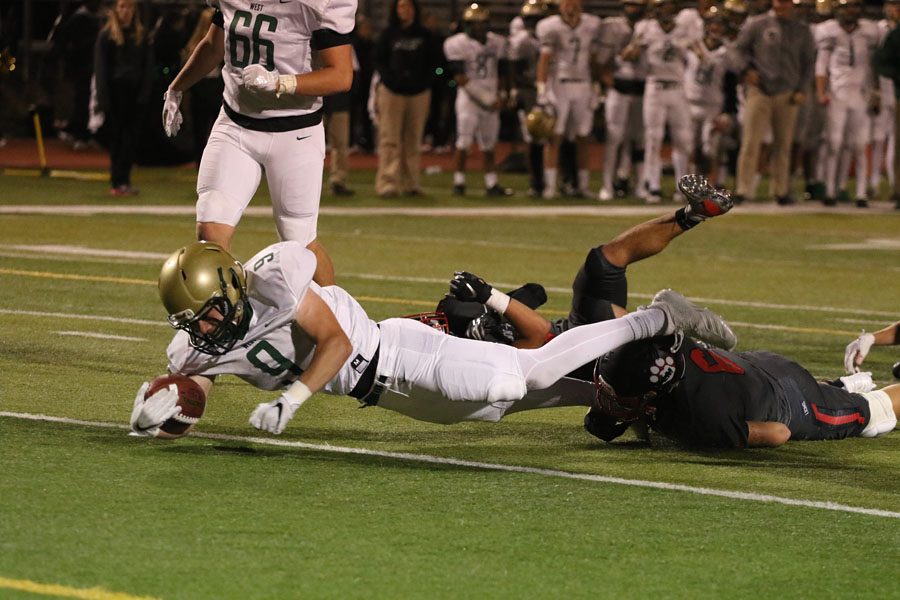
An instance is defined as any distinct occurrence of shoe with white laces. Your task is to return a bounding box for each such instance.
[643,288,737,350]
[677,174,734,224]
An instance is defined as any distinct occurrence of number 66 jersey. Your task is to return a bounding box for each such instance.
[167,241,380,395]
[211,0,357,119]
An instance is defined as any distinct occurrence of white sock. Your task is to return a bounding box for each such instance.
[545,168,557,193]
[484,171,498,188]
[453,171,465,186]
[516,309,665,391]
[578,169,590,192]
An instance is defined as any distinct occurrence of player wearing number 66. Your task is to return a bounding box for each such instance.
[162,0,357,288]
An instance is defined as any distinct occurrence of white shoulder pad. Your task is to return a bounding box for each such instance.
[443,33,468,61]
[317,0,357,34]
[246,241,316,313]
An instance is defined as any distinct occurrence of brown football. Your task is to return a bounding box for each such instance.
[146,374,206,437]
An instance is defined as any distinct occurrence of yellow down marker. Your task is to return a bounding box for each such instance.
[0,576,161,600]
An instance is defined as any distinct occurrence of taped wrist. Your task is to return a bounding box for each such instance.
[277,74,297,97]
[284,380,312,408]
[485,288,511,314]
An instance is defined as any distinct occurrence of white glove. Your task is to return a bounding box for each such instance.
[241,64,279,93]
[162,89,183,138]
[839,371,876,394]
[536,82,556,108]
[589,82,603,111]
[844,332,875,374]
[248,381,312,435]
[130,382,180,437]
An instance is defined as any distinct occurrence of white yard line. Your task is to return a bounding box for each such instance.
[0,308,168,327]
[1,410,898,520]
[55,331,147,342]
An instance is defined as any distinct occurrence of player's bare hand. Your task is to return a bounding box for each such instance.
[743,69,759,87]
[789,91,805,105]
[817,91,829,106]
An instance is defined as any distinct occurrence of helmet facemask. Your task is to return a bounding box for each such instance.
[168,266,251,356]
[593,334,686,422]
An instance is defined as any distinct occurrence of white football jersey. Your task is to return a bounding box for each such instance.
[675,7,704,42]
[537,14,603,83]
[213,0,356,119]
[815,18,880,100]
[444,31,508,100]
[685,43,730,109]
[878,19,896,106]
[167,241,380,395]
[597,16,647,81]
[635,18,700,82]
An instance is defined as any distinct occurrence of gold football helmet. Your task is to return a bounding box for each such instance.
[521,0,547,17]
[526,106,557,141]
[463,2,490,22]
[158,241,250,355]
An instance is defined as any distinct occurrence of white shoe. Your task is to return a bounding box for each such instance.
[672,191,685,204]
[598,187,613,202]
[542,188,556,200]
[644,289,737,350]
[646,190,662,204]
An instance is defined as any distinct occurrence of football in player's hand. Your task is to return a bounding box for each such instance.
[146,374,206,437]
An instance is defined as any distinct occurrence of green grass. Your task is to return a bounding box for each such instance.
[0,168,898,599]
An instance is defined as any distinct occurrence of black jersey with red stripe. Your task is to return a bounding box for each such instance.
[651,339,870,447]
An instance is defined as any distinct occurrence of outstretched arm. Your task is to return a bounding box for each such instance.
[249,290,352,435]
[844,321,900,374]
[449,271,551,348]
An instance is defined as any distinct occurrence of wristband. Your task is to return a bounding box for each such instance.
[284,380,312,407]
[485,288,511,314]
[277,74,297,97]
[536,81,546,96]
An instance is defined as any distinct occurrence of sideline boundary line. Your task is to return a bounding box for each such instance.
[2,411,899,521]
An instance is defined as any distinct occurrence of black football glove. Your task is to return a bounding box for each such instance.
[449,271,493,304]
[583,409,630,442]
[465,312,516,345]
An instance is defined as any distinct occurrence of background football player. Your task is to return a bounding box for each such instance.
[628,0,699,203]
[509,0,548,197]
[445,3,514,197]
[535,0,603,198]
[684,6,734,185]
[162,0,357,286]
[815,0,880,207]
[869,0,899,200]
[597,0,648,201]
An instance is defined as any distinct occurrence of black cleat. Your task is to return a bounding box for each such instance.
[855,198,869,208]
[775,195,794,206]
[485,184,514,197]
[452,184,466,197]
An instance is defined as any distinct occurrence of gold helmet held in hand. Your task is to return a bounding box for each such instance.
[526,106,557,141]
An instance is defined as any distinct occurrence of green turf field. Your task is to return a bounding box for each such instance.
[0,168,898,600]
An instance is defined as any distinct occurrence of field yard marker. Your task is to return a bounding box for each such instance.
[0,576,160,600]
[0,268,153,286]
[2,411,899,521]
[0,309,167,327]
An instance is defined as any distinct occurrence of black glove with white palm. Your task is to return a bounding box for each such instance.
[449,271,493,304]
